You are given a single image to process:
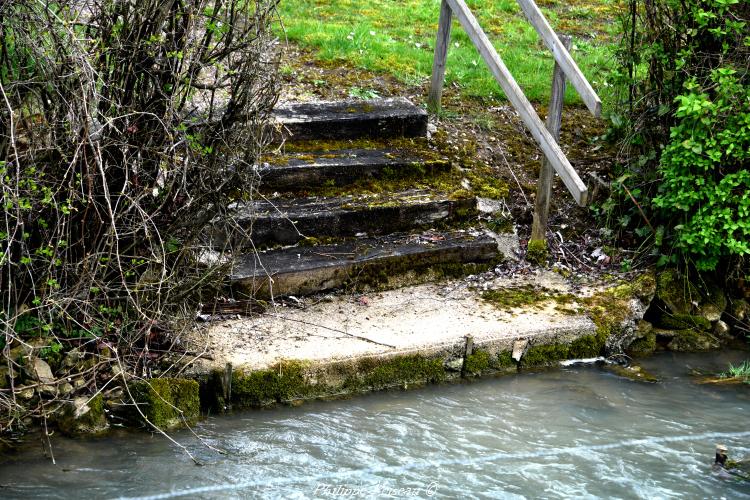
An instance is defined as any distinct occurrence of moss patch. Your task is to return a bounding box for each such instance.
[656,269,699,315]
[658,313,711,331]
[231,361,314,407]
[130,378,200,429]
[481,285,575,312]
[526,239,549,265]
[464,349,491,376]
[667,329,720,352]
[346,354,446,391]
[521,343,571,367]
[627,330,657,356]
[493,350,517,370]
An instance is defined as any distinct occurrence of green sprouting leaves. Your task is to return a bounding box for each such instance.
[653,68,750,270]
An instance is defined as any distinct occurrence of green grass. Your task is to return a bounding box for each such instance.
[278,0,619,104]
[721,360,750,384]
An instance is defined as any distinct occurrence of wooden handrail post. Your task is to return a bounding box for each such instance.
[428,0,453,114]
[445,0,587,205]
[528,34,571,260]
[516,0,601,117]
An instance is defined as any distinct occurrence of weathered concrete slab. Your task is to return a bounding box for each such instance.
[229,229,499,297]
[189,274,597,373]
[259,149,450,190]
[273,98,428,141]
[213,190,477,247]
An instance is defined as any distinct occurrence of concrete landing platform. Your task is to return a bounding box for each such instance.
[191,271,597,373]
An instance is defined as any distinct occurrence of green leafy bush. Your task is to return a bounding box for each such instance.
[653,69,750,270]
[605,0,749,272]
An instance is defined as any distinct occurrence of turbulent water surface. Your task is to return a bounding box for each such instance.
[1,350,749,499]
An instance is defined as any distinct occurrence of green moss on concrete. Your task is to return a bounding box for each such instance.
[493,350,517,369]
[526,239,549,265]
[231,361,314,407]
[521,343,571,367]
[482,286,541,309]
[569,334,605,359]
[659,313,711,331]
[346,354,446,391]
[521,334,606,368]
[130,378,200,429]
[464,349,491,375]
[346,255,501,292]
[481,285,575,312]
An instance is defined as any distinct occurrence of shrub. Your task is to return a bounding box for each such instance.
[0,0,279,432]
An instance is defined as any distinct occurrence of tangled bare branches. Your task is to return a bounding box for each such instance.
[0,0,279,435]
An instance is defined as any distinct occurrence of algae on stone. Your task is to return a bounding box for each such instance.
[463,349,491,376]
[231,361,314,407]
[130,378,200,429]
[57,394,108,436]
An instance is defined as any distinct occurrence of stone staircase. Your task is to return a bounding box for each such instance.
[218,97,507,299]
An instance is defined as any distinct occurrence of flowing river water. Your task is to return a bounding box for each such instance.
[1,350,749,499]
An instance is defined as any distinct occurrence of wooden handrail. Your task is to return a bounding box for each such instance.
[430,0,589,206]
[516,0,601,117]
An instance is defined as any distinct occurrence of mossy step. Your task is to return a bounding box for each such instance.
[258,148,450,190]
[229,229,499,297]
[273,97,428,141]
[212,189,477,248]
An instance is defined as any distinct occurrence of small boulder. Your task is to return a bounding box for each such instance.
[713,320,731,338]
[731,299,749,322]
[626,320,656,357]
[656,269,699,315]
[129,378,200,430]
[697,282,727,322]
[57,395,109,436]
[667,329,720,352]
[28,357,54,384]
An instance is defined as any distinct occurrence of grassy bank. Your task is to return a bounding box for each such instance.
[278,0,619,104]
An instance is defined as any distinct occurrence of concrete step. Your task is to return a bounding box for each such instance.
[258,148,450,190]
[229,229,500,297]
[212,190,477,248]
[273,97,428,141]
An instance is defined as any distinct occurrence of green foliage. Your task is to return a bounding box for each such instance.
[653,69,750,270]
[605,0,749,272]
[720,360,750,383]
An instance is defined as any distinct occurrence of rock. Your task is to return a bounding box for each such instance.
[444,358,464,372]
[604,363,659,383]
[0,365,18,389]
[658,313,711,331]
[713,320,731,338]
[626,320,656,357]
[731,299,749,322]
[57,395,109,436]
[18,387,35,400]
[656,269,699,315]
[667,329,720,352]
[697,282,727,322]
[512,339,529,362]
[24,358,58,396]
[128,378,201,429]
[59,382,74,396]
[62,348,84,369]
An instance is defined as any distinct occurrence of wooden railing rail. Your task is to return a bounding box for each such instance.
[428,0,602,207]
